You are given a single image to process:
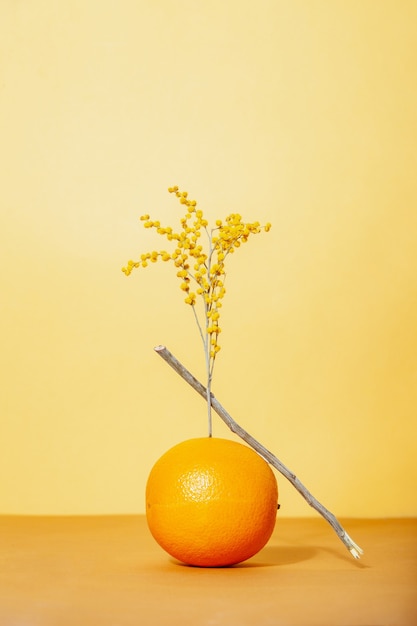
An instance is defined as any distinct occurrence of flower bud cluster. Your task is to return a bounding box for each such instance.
[122,186,271,367]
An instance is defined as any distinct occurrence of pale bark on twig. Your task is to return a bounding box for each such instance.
[154,344,363,559]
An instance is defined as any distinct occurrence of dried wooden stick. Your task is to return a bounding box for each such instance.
[154,344,363,559]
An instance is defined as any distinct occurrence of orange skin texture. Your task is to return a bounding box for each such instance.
[146,437,279,567]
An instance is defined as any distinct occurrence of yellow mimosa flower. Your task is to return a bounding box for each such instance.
[122,186,271,436]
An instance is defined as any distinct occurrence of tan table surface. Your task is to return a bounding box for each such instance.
[0,516,416,626]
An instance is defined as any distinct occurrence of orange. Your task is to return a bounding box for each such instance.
[145,437,279,567]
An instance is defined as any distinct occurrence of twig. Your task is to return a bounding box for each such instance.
[154,344,363,559]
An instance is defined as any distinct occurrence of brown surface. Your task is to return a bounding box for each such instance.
[0,516,416,625]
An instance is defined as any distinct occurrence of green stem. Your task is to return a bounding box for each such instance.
[206,359,213,438]
[205,228,214,436]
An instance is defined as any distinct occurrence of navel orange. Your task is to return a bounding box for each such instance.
[145,437,279,567]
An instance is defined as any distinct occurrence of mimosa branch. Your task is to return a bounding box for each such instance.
[154,344,364,560]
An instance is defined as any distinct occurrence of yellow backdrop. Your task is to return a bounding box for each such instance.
[1,0,416,517]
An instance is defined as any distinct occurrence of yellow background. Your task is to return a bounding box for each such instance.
[1,0,416,517]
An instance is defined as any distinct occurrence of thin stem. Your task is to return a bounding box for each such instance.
[189,301,212,436]
[190,302,206,347]
[205,339,213,437]
[204,228,214,436]
[154,345,364,560]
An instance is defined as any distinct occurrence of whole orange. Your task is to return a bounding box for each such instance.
[145,437,278,567]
